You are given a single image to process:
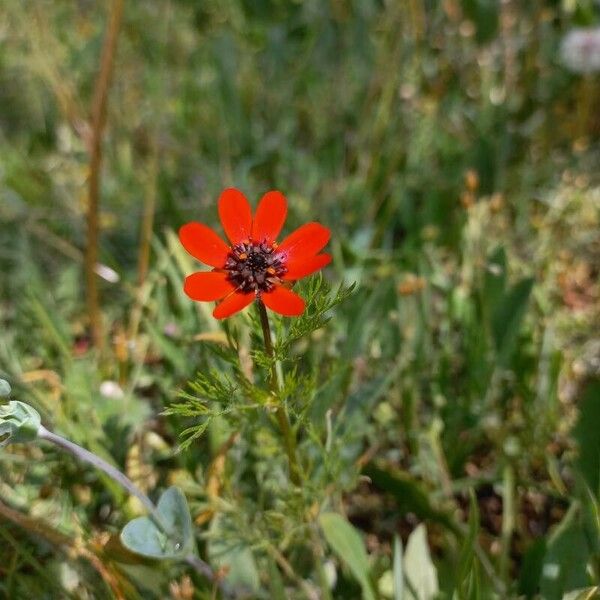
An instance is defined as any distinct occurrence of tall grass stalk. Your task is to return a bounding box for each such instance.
[85,0,125,349]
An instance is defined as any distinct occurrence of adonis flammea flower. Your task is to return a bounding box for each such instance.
[560,27,600,74]
[179,189,331,319]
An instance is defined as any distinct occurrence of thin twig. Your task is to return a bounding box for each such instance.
[85,0,125,348]
[256,300,301,486]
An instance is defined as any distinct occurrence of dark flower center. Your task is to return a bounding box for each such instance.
[224,240,287,293]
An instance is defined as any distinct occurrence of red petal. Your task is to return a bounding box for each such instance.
[218,188,253,244]
[261,286,305,316]
[179,222,229,268]
[213,291,255,319]
[283,253,331,280]
[252,191,287,242]
[276,222,330,265]
[183,272,234,301]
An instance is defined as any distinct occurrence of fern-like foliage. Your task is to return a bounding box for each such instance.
[164,369,238,449]
[168,275,356,449]
[277,276,356,356]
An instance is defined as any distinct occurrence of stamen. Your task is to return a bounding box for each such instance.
[225,240,287,293]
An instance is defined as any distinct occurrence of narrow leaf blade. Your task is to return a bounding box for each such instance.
[319,512,375,600]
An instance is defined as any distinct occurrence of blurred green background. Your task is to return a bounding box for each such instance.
[0,0,599,598]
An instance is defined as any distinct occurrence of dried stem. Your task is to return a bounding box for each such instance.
[256,300,301,486]
[85,0,125,348]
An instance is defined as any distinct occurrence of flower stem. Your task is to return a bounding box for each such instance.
[37,425,215,582]
[256,300,301,486]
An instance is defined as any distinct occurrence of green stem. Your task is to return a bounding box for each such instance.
[500,463,515,584]
[310,527,333,600]
[256,300,301,486]
[37,425,215,582]
[256,305,337,598]
[38,425,156,514]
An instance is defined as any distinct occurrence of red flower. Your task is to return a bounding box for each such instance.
[179,188,331,319]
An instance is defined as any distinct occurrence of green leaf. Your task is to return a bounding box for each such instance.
[279,278,356,353]
[404,523,439,600]
[456,490,479,591]
[540,509,590,600]
[392,535,404,600]
[580,486,600,556]
[573,381,600,498]
[562,587,600,600]
[403,524,439,600]
[465,559,483,600]
[518,538,547,598]
[145,320,187,375]
[0,379,11,399]
[363,462,460,536]
[120,487,193,559]
[319,512,376,600]
[0,401,41,446]
[491,277,534,362]
[461,0,499,44]
[207,514,260,594]
[266,556,287,600]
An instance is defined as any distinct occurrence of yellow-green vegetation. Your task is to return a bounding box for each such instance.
[0,1,599,599]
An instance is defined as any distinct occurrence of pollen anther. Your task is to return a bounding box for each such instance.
[225,240,287,293]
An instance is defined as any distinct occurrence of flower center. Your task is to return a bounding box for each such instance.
[224,240,287,293]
